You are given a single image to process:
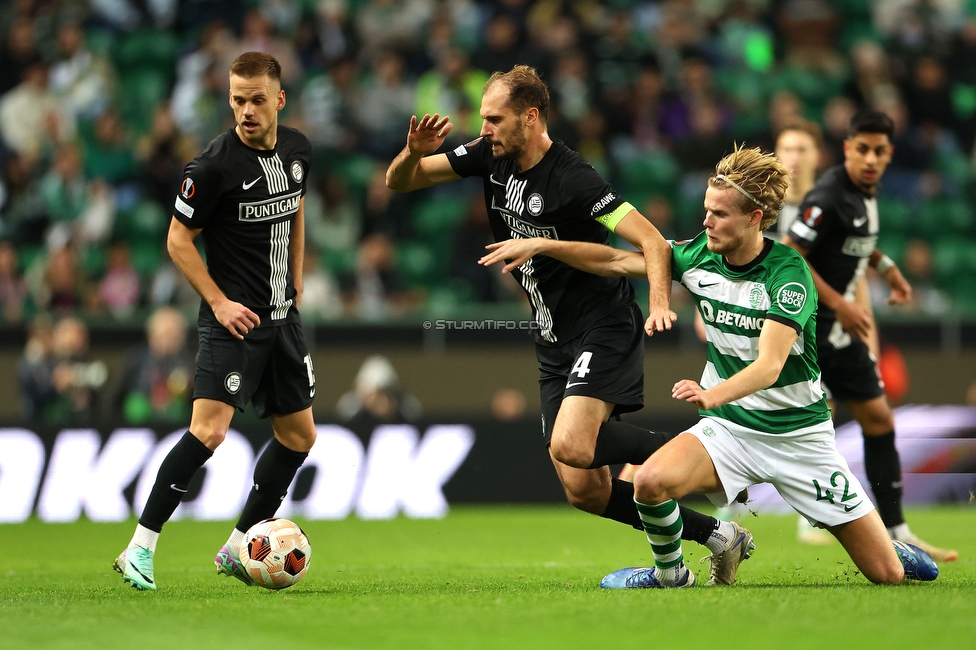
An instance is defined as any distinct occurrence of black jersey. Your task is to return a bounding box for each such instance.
[173,126,311,329]
[787,165,879,350]
[446,138,635,345]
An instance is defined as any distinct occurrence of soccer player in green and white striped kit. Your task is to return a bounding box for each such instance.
[480,145,937,587]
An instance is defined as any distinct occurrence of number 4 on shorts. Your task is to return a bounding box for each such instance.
[571,351,593,378]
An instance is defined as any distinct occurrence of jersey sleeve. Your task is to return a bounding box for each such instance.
[668,239,693,281]
[446,137,491,178]
[787,196,836,252]
[765,255,818,333]
[173,155,221,229]
[560,163,628,228]
[297,133,312,198]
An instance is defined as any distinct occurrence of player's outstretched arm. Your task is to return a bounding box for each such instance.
[167,217,260,340]
[479,238,645,278]
[386,114,461,191]
[613,209,677,336]
[672,319,798,410]
[291,197,306,308]
[781,235,872,339]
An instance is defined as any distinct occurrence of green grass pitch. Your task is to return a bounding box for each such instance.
[1,505,973,649]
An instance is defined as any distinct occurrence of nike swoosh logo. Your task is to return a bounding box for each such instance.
[844,501,863,512]
[852,216,867,227]
[489,174,506,186]
[698,281,719,288]
[170,484,188,493]
[566,381,588,388]
[243,177,262,190]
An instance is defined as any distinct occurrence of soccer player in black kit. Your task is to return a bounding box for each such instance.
[387,66,756,586]
[114,52,317,590]
[783,109,957,562]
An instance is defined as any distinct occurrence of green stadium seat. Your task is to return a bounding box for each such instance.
[619,152,679,197]
[396,240,438,287]
[919,198,975,237]
[931,237,976,283]
[130,241,163,277]
[118,69,172,133]
[946,272,976,315]
[114,200,169,241]
[412,196,470,237]
[878,197,912,233]
[875,232,909,266]
[112,28,177,75]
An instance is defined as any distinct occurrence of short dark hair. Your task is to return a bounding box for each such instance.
[485,65,550,122]
[847,108,894,140]
[776,118,824,151]
[230,51,282,82]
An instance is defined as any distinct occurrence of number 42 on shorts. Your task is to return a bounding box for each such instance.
[812,471,863,512]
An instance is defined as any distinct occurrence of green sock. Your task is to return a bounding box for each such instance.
[635,498,685,585]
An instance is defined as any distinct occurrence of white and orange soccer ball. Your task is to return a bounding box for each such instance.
[239,518,312,589]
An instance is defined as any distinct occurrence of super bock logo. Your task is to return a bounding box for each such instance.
[776,282,807,315]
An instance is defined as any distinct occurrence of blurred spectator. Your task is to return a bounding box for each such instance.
[490,387,527,422]
[305,172,362,254]
[550,50,594,125]
[136,103,197,208]
[48,23,116,121]
[903,57,957,133]
[0,16,41,97]
[336,354,422,426]
[299,56,361,151]
[821,96,857,168]
[671,103,731,173]
[0,153,47,244]
[354,0,433,57]
[148,246,197,311]
[0,62,76,161]
[472,13,533,76]
[45,316,108,423]
[0,239,29,323]
[777,0,841,73]
[238,8,303,88]
[17,312,56,420]
[363,162,412,238]
[83,112,136,186]
[341,233,409,320]
[450,196,497,302]
[300,248,343,322]
[34,243,86,315]
[844,40,897,109]
[38,142,87,227]
[99,240,141,320]
[311,0,351,66]
[171,22,238,143]
[116,306,194,423]
[355,51,416,159]
[414,48,489,138]
[641,195,677,240]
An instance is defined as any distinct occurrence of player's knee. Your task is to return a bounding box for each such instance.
[866,561,905,585]
[560,483,604,514]
[549,436,594,469]
[632,465,671,503]
[190,427,227,450]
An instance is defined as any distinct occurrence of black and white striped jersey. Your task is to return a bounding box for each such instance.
[788,165,880,350]
[173,126,311,329]
[446,138,635,346]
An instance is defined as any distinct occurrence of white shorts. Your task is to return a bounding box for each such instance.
[687,417,876,527]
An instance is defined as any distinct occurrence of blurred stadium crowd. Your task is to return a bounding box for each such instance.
[2,0,976,331]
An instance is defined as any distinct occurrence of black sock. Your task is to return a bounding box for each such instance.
[235,438,309,533]
[601,477,719,542]
[138,432,213,533]
[864,431,904,528]
[588,421,677,468]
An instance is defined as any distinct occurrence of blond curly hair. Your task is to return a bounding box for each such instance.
[709,144,790,231]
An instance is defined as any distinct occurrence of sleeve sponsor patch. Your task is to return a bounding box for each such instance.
[181,178,195,199]
[802,205,822,227]
[453,144,467,156]
[776,282,807,315]
[590,192,617,216]
[175,196,194,218]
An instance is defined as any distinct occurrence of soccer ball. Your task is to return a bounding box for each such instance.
[239,518,312,589]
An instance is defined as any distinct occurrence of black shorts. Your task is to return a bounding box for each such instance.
[536,303,644,443]
[194,323,315,418]
[817,338,884,403]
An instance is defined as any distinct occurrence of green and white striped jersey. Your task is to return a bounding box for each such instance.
[672,231,832,438]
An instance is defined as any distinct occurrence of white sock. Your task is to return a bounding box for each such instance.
[655,563,687,586]
[704,520,736,554]
[888,523,911,540]
[226,528,246,557]
[129,524,159,553]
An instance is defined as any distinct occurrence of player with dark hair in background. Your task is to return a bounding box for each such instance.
[782,109,957,562]
[114,51,318,590]
[387,65,755,586]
